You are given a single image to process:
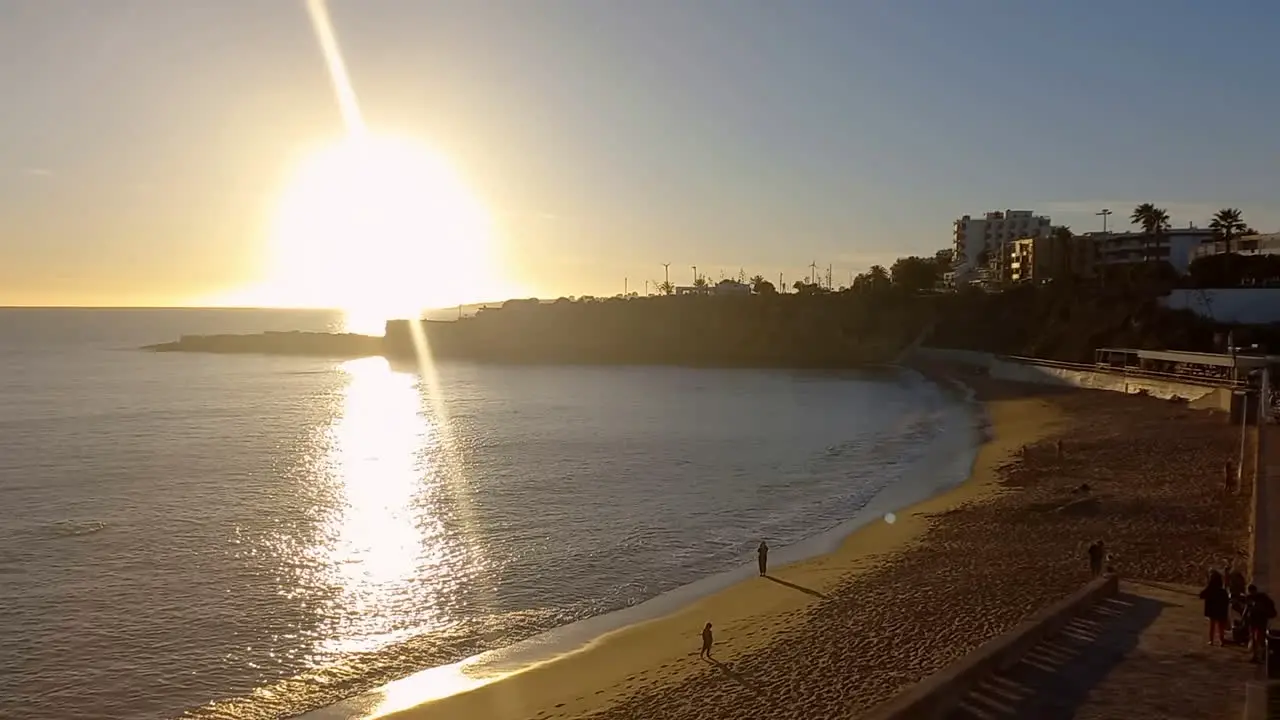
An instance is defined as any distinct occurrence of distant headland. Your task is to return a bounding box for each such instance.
[144,330,385,358]
[142,292,927,368]
[143,264,1280,370]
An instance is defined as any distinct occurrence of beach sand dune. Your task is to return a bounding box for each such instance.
[386,377,1248,720]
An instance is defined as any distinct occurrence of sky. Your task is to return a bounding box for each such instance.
[3,0,1280,308]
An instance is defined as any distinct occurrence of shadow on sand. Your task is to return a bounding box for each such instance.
[1126,578,1200,598]
[706,657,769,700]
[763,575,827,599]
[948,592,1171,719]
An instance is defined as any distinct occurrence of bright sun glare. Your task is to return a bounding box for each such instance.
[267,134,504,334]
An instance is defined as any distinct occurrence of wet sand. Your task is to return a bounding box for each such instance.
[382,375,1248,720]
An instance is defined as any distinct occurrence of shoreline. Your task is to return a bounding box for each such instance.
[323,373,1061,720]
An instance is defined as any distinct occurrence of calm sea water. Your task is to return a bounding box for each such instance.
[0,308,978,720]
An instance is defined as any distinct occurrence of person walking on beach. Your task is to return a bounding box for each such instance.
[1087,540,1105,577]
[700,622,714,659]
[757,541,769,577]
[1199,570,1230,646]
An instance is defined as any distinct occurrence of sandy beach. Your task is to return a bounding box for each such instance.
[381,373,1249,720]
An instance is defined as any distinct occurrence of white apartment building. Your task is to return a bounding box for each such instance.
[1193,233,1280,261]
[952,210,1052,283]
[1092,227,1212,274]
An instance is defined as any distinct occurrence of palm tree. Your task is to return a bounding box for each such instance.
[749,274,767,292]
[1130,203,1170,262]
[655,280,675,295]
[1210,207,1247,254]
[1130,203,1171,235]
[868,265,890,289]
[692,276,709,291]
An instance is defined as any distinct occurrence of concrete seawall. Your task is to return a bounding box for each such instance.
[910,347,1235,410]
[860,574,1120,720]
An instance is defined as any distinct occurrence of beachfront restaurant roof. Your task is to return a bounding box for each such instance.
[1095,347,1274,369]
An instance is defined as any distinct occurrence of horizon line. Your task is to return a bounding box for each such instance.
[0,303,506,311]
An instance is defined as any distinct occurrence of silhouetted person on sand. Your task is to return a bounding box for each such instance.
[757,541,769,577]
[1087,540,1105,577]
[700,622,714,658]
[1199,570,1230,646]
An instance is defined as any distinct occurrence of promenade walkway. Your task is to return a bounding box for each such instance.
[948,581,1252,720]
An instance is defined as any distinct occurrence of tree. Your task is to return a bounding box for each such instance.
[654,280,675,295]
[1210,207,1248,254]
[692,276,709,290]
[852,265,892,293]
[749,275,776,294]
[1130,203,1170,234]
[890,256,943,292]
[792,280,827,295]
[1130,203,1171,262]
[1131,202,1172,263]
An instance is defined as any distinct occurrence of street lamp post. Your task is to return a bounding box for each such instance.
[1096,208,1113,234]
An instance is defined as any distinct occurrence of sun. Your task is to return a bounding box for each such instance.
[266,134,507,333]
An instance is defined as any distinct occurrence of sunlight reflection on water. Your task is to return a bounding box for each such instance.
[309,358,449,657]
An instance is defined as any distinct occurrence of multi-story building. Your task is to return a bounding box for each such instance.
[952,210,1052,284]
[1193,233,1280,260]
[1008,230,1096,283]
[1091,226,1212,274]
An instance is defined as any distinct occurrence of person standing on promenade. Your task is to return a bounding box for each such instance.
[757,541,769,577]
[1245,585,1277,663]
[1199,571,1230,646]
[1228,563,1248,609]
[700,622,714,659]
[1087,540,1105,577]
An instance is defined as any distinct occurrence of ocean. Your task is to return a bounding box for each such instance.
[0,308,980,720]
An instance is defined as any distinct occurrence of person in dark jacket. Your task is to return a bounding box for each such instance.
[757,541,769,577]
[700,622,714,659]
[1226,562,1249,619]
[1199,570,1230,646]
[1087,540,1105,577]
[1245,585,1278,662]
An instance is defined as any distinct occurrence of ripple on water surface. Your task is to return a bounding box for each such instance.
[0,321,978,720]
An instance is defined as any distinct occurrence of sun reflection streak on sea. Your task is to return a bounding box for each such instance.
[302,357,471,658]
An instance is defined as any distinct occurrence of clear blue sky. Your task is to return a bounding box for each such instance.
[3,0,1279,306]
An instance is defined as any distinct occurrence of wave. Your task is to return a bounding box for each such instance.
[14,519,109,541]
[183,370,982,720]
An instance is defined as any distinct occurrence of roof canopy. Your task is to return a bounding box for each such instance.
[1097,347,1274,369]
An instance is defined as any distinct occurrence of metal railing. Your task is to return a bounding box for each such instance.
[998,353,1247,388]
